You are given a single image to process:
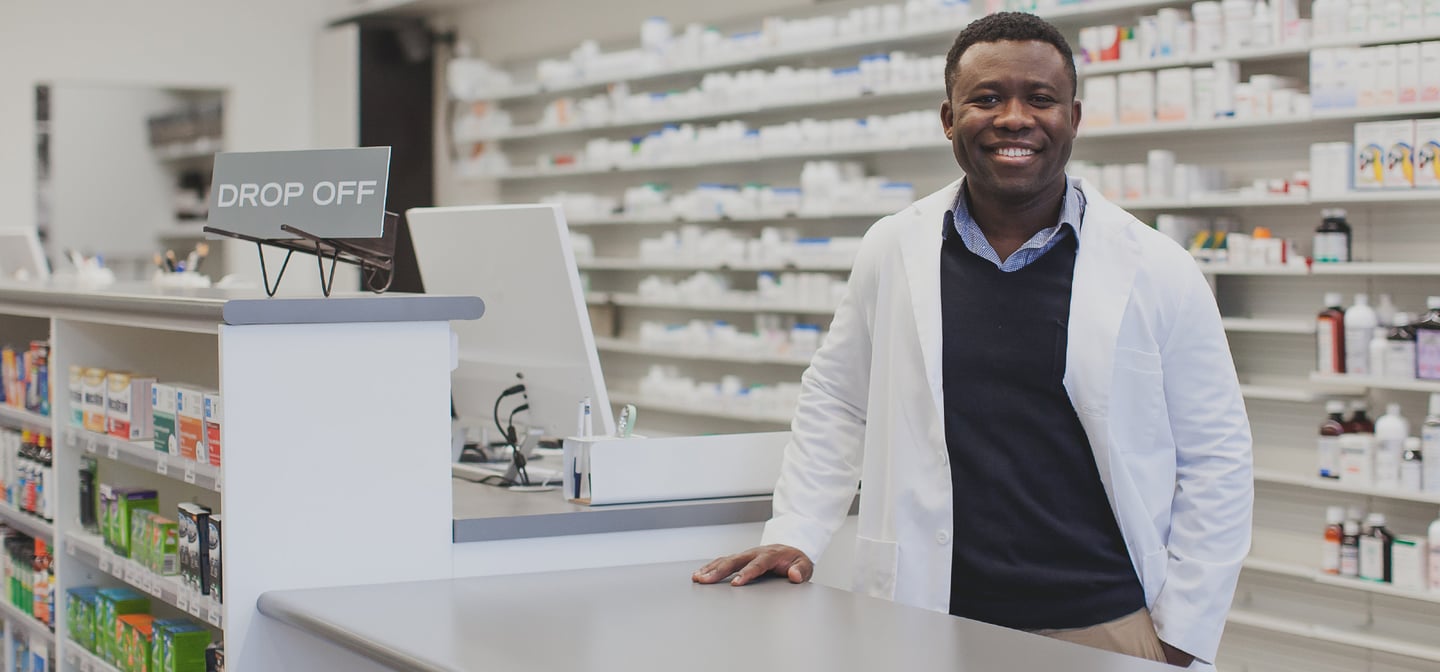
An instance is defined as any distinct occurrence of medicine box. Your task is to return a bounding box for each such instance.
[1191,67,1217,120]
[66,587,100,654]
[150,516,179,576]
[152,383,177,455]
[178,503,212,595]
[1155,68,1193,122]
[107,373,155,441]
[176,386,205,462]
[82,368,108,433]
[1399,43,1421,104]
[1085,75,1118,127]
[1416,119,1440,188]
[1392,535,1428,589]
[1357,47,1378,108]
[1376,45,1399,107]
[153,621,209,672]
[96,588,149,665]
[112,489,159,558]
[1424,42,1440,102]
[1383,120,1417,189]
[1333,48,1360,109]
[1355,122,1387,190]
[1119,71,1156,124]
[69,365,84,428]
[206,643,224,672]
[203,392,222,468]
[118,614,155,672]
[208,514,222,604]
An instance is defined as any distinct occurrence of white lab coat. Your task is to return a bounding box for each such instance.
[760,177,1253,668]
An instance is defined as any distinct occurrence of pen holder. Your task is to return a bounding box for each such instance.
[152,271,213,289]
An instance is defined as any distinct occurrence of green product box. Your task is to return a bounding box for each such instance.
[132,510,156,572]
[100,484,118,550]
[114,489,159,558]
[118,614,155,672]
[97,588,150,666]
[150,517,179,576]
[152,383,177,455]
[66,586,101,653]
[152,620,208,672]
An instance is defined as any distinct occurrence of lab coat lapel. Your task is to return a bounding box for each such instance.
[1065,180,1141,498]
[897,179,962,425]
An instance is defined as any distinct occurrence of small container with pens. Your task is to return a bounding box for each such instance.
[152,243,212,288]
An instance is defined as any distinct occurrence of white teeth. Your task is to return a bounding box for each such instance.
[996,147,1036,158]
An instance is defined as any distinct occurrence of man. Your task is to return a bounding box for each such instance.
[693,12,1252,670]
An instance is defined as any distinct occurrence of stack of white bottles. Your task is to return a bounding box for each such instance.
[1317,397,1440,493]
[1317,292,1440,381]
[1322,504,1440,593]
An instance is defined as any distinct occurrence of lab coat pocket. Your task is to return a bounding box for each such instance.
[1139,546,1169,593]
[852,535,899,601]
[1111,348,1166,453]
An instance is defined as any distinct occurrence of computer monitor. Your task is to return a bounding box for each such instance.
[0,226,49,282]
[406,204,616,443]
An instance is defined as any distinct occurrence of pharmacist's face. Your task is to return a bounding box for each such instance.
[941,40,1080,202]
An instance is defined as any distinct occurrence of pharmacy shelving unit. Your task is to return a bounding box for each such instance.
[0,282,480,672]
[413,0,1440,666]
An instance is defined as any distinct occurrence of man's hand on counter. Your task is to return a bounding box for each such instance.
[692,545,814,586]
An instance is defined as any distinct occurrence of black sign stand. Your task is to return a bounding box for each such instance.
[202,211,399,297]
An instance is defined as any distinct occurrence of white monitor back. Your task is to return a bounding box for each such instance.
[406,204,615,438]
[0,227,49,281]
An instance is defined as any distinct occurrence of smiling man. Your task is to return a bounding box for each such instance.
[694,12,1253,670]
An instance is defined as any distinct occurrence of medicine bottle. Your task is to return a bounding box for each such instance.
[1317,293,1347,374]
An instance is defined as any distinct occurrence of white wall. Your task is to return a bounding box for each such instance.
[0,0,355,280]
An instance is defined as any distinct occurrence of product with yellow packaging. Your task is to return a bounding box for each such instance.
[1383,119,1417,188]
[82,368,109,433]
[1415,118,1440,188]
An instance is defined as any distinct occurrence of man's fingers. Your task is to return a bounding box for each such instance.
[729,555,776,586]
[692,553,752,583]
[787,556,814,584]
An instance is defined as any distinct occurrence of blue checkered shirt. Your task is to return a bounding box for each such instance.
[944,177,1086,272]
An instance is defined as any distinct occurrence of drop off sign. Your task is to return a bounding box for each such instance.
[207,147,391,239]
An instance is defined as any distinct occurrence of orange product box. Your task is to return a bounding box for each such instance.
[176,386,206,462]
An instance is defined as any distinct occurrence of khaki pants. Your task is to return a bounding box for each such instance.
[1031,609,1168,663]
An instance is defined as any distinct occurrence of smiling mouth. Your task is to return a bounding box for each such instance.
[992,147,1037,157]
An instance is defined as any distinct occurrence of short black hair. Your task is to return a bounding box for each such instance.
[944,12,1077,99]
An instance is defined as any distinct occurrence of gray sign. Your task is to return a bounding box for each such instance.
[207,147,391,239]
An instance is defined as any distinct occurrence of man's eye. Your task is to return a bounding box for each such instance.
[1031,96,1056,105]
[972,95,1000,105]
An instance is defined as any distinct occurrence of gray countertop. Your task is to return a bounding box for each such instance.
[258,561,1174,672]
[451,478,780,542]
[0,281,483,328]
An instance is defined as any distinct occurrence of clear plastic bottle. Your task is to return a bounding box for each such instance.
[1359,512,1394,582]
[1415,297,1440,380]
[1424,393,1440,493]
[1324,505,1345,574]
[1347,294,1378,376]
[1377,293,1398,328]
[1341,517,1362,577]
[1402,437,1424,491]
[1384,312,1418,380]
[1320,400,1347,479]
[1376,402,1409,489]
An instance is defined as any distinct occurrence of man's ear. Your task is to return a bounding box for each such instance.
[941,99,955,141]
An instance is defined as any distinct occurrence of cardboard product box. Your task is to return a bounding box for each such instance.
[1424,42,1440,102]
[1119,71,1157,125]
[177,503,212,595]
[1391,535,1429,590]
[82,368,109,434]
[118,614,154,672]
[131,510,156,572]
[69,365,84,428]
[1155,68,1194,122]
[1355,122,1387,189]
[114,490,159,559]
[1310,49,1335,110]
[1417,118,1440,188]
[1400,43,1422,104]
[153,621,209,672]
[1085,75,1119,127]
[1357,47,1378,107]
[99,484,118,550]
[1375,45,1400,107]
[149,516,179,576]
[176,387,205,462]
[206,644,224,672]
[1333,48,1360,109]
[96,588,150,665]
[66,586,101,654]
[202,393,221,468]
[107,373,155,442]
[1383,119,1418,188]
[152,383,177,455]
[207,515,222,605]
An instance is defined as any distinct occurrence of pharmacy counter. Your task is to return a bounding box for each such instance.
[258,561,1172,672]
[452,477,782,542]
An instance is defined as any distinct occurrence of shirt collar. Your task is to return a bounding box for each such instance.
[943,176,1085,242]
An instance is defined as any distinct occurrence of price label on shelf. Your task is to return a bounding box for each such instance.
[188,599,203,618]
[207,608,222,627]
[214,475,222,492]
[67,432,77,448]
[183,466,196,485]
[66,543,75,557]
[97,554,110,573]
[176,592,189,612]
[79,658,92,672]
[84,437,97,454]
[107,444,118,460]
[156,459,168,476]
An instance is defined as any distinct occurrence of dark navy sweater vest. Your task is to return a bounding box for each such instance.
[941,227,1144,631]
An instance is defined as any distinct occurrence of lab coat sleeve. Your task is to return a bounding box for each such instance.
[1150,263,1254,664]
[758,238,875,563]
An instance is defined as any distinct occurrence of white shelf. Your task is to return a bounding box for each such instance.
[0,405,52,433]
[152,137,222,162]
[65,531,224,629]
[1310,27,1440,49]
[594,337,813,367]
[1239,379,1366,402]
[1312,190,1440,204]
[456,83,940,144]
[1241,556,1316,580]
[0,597,53,647]
[488,138,945,181]
[606,292,839,315]
[1245,556,1440,605]
[568,210,893,227]
[1311,101,1440,120]
[1311,262,1440,275]
[453,0,1191,104]
[1079,43,1310,77]
[1309,372,1440,393]
[0,500,54,540]
[1081,115,1310,139]
[62,427,222,492]
[1116,194,1311,210]
[1221,317,1316,334]
[608,390,792,424]
[1253,466,1440,505]
[1228,609,1440,662]
[1202,265,1311,276]
[63,640,119,672]
[579,258,853,272]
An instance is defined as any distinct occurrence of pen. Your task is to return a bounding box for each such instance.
[580,397,592,437]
